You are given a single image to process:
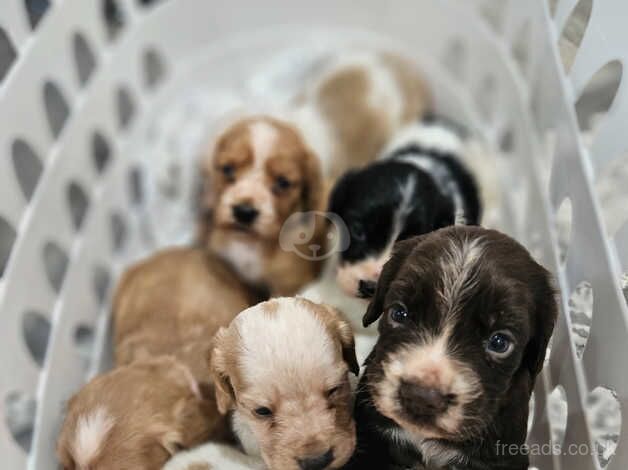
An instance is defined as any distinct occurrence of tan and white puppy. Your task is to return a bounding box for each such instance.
[57,357,223,470]
[199,51,431,297]
[206,297,360,470]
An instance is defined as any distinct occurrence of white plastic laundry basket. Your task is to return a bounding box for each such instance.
[1,0,627,469]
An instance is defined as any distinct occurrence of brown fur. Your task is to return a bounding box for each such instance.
[57,357,223,470]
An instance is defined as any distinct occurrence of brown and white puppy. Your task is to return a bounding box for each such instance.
[57,356,222,470]
[199,51,431,296]
[113,246,254,383]
[347,226,557,470]
[209,297,359,470]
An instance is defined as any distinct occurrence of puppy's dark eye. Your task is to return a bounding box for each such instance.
[351,222,366,242]
[387,303,409,324]
[486,332,514,356]
[254,406,273,418]
[221,164,235,181]
[326,386,341,398]
[274,175,292,192]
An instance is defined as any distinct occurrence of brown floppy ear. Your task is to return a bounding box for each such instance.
[208,327,236,414]
[302,147,324,212]
[363,238,418,327]
[315,303,360,375]
[523,268,558,378]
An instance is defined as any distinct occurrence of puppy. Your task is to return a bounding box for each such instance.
[113,246,254,383]
[199,51,431,296]
[347,226,557,469]
[57,356,222,470]
[301,118,481,363]
[206,297,359,470]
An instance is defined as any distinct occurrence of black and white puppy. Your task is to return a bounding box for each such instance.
[346,226,557,470]
[331,116,481,302]
[301,118,482,364]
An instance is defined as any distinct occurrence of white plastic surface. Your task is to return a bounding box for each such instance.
[0,1,626,469]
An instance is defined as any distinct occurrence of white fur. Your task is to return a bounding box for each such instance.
[162,441,263,470]
[249,121,279,163]
[72,406,115,468]
[236,298,337,383]
[231,411,262,459]
[220,240,263,284]
[439,237,485,315]
[381,121,464,157]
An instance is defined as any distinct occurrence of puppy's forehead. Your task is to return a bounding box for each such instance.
[234,299,340,387]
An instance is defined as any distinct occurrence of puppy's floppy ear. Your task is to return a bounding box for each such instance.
[302,147,324,212]
[316,302,360,375]
[208,327,237,414]
[522,268,558,378]
[363,238,417,327]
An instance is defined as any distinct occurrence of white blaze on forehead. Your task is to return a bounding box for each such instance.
[73,406,115,467]
[249,121,279,163]
[439,236,485,315]
[236,298,337,385]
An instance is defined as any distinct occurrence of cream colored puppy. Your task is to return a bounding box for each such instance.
[165,297,359,470]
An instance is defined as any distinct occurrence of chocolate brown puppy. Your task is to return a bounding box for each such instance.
[347,226,557,469]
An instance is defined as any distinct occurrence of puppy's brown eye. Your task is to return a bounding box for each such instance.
[254,406,273,418]
[221,164,235,181]
[388,303,409,324]
[274,175,292,193]
[326,386,341,398]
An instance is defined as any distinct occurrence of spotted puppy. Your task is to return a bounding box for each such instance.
[347,226,557,469]
[171,297,359,470]
[199,51,431,296]
[57,357,223,470]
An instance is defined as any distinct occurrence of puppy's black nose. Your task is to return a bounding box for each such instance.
[232,204,259,225]
[298,449,334,470]
[399,380,452,416]
[358,280,377,299]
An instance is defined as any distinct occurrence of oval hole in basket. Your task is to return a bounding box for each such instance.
[22,310,50,367]
[43,81,70,139]
[43,241,69,292]
[575,60,622,135]
[547,385,568,451]
[92,130,111,174]
[128,166,144,205]
[559,0,593,73]
[586,386,621,468]
[499,127,516,154]
[512,20,532,77]
[442,38,466,81]
[25,0,50,29]
[595,151,628,236]
[116,86,136,130]
[0,216,17,277]
[475,75,497,122]
[568,280,593,359]
[5,391,36,452]
[12,139,43,202]
[555,198,572,264]
[0,27,17,82]
[143,48,166,89]
[138,0,163,6]
[103,0,125,41]
[479,0,506,33]
[67,181,90,230]
[110,212,128,252]
[73,32,96,87]
[74,324,95,365]
[92,264,111,306]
